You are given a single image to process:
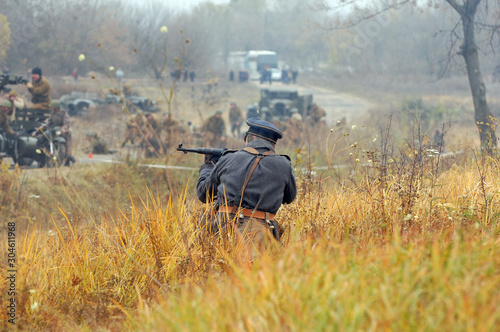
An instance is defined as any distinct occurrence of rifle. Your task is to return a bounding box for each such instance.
[0,74,29,93]
[177,143,230,163]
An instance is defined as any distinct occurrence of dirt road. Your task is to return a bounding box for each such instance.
[252,80,374,126]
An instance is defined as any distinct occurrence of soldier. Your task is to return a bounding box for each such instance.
[433,130,444,151]
[121,112,144,147]
[26,67,51,121]
[0,100,15,135]
[116,68,124,83]
[85,131,109,154]
[308,103,326,126]
[0,101,15,154]
[197,118,297,255]
[170,117,192,145]
[229,102,243,138]
[33,100,75,165]
[4,90,25,121]
[201,109,226,147]
[284,114,305,146]
[161,112,178,151]
[142,112,162,157]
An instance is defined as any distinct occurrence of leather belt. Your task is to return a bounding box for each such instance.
[218,206,275,221]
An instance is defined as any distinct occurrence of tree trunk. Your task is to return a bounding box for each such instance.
[449,0,497,153]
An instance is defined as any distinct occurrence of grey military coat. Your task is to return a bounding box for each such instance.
[197,139,297,214]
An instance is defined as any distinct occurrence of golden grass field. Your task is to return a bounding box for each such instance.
[1,77,499,331]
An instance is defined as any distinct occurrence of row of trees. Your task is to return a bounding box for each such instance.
[1,0,499,149]
[2,0,497,80]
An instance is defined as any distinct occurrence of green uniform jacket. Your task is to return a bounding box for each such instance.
[202,116,226,136]
[229,105,242,124]
[0,110,14,135]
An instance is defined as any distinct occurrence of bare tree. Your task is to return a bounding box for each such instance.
[446,0,497,152]
[320,0,500,153]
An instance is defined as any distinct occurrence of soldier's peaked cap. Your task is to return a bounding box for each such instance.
[246,118,283,144]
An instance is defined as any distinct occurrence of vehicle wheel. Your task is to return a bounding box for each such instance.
[52,142,68,167]
[77,102,90,115]
[38,153,48,168]
[16,157,34,167]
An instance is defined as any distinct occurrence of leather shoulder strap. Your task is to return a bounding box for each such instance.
[243,147,275,156]
[231,147,274,214]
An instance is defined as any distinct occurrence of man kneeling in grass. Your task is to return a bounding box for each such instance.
[197,118,297,255]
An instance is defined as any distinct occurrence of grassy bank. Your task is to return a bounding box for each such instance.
[1,152,499,330]
[1,74,499,331]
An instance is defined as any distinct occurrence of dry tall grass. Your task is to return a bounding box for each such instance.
[1,150,499,330]
[2,74,500,331]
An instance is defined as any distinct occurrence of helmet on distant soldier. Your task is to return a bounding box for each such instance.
[1,100,11,108]
[50,100,61,109]
[215,109,222,115]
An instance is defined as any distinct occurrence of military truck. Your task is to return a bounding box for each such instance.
[253,87,313,121]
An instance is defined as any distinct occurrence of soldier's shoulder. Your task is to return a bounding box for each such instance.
[278,154,291,161]
[222,149,238,156]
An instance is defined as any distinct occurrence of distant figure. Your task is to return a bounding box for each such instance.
[86,132,109,154]
[260,67,271,85]
[122,113,144,147]
[172,70,181,81]
[493,65,500,83]
[433,130,444,151]
[183,69,188,82]
[0,100,15,137]
[2,66,9,75]
[116,68,124,83]
[307,103,326,126]
[229,70,234,82]
[154,67,163,82]
[201,109,226,148]
[189,71,195,82]
[239,70,248,82]
[229,102,243,138]
[142,112,162,157]
[34,99,75,166]
[72,68,78,82]
[282,69,289,84]
[291,69,298,84]
[6,90,25,121]
[26,67,51,121]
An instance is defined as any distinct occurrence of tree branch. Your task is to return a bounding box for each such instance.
[322,0,412,31]
[446,0,463,14]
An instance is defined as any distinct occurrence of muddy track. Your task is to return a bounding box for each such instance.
[251,80,373,126]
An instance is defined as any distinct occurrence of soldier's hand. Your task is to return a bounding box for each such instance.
[26,82,33,89]
[204,154,221,164]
